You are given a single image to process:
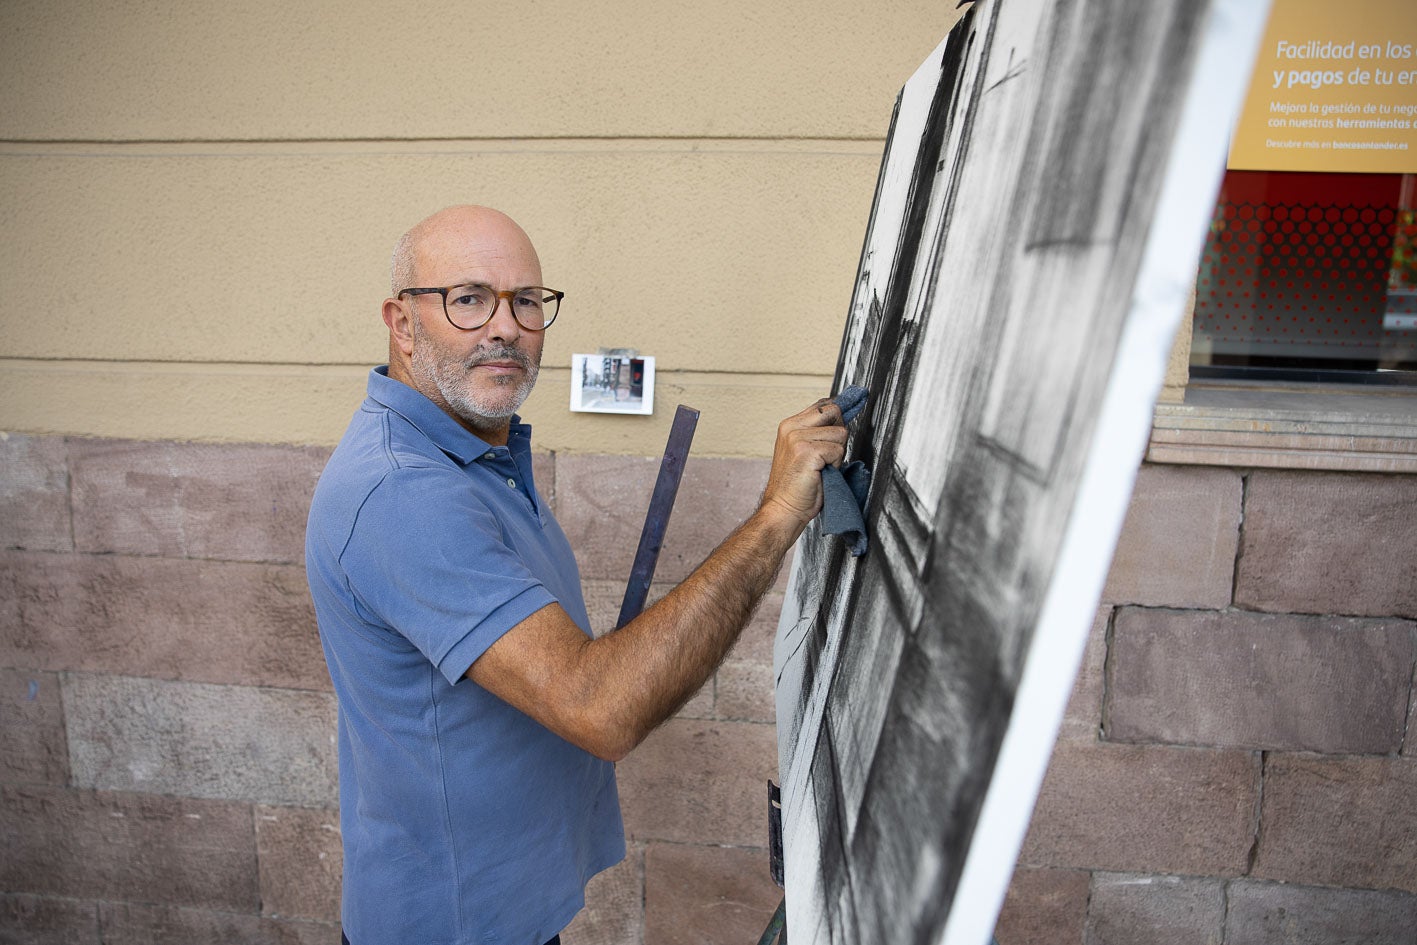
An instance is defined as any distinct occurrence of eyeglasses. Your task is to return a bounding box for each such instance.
[398,283,563,331]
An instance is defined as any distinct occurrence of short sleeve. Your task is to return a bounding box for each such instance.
[340,464,558,684]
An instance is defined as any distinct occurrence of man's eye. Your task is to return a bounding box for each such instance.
[451,289,490,307]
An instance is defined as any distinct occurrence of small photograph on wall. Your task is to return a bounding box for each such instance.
[569,353,655,415]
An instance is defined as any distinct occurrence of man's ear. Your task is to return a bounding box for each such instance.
[382,298,416,357]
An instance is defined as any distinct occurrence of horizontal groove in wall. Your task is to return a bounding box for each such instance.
[0,358,833,382]
[0,359,835,454]
[0,137,887,159]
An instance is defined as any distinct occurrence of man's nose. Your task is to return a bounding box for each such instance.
[484,294,522,343]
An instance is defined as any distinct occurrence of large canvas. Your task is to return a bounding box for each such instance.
[772,2,1270,943]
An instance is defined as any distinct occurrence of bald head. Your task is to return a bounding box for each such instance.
[390,206,541,296]
[381,205,548,445]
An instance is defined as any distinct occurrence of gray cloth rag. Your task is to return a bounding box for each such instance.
[819,385,871,556]
[834,385,868,424]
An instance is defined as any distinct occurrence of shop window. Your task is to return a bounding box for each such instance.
[1191,170,1416,383]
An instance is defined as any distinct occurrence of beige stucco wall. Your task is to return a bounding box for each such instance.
[0,1,963,456]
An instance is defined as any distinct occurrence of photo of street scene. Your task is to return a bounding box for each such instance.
[569,353,655,415]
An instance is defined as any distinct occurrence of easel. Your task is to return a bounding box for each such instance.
[760,780,787,944]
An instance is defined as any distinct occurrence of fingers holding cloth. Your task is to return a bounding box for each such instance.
[818,387,871,556]
[759,386,871,554]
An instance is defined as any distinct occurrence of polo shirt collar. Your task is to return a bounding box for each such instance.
[366,366,531,466]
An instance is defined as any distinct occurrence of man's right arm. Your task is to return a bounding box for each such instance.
[466,398,848,761]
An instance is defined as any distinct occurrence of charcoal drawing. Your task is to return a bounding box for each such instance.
[772,1,1270,942]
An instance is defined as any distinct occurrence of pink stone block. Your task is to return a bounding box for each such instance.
[555,454,660,583]
[1237,470,1417,618]
[644,843,779,945]
[715,660,774,722]
[0,669,69,786]
[0,435,72,553]
[1253,754,1417,893]
[1225,880,1417,944]
[256,805,342,922]
[563,844,644,945]
[1020,742,1258,876]
[64,674,337,806]
[662,457,770,582]
[0,785,258,909]
[1107,608,1413,753]
[532,450,556,509]
[1058,607,1109,742]
[995,867,1089,945]
[616,718,777,847]
[1102,464,1241,608]
[1085,873,1224,945]
[0,550,328,691]
[98,902,337,945]
[557,454,769,583]
[69,439,329,565]
[0,892,100,945]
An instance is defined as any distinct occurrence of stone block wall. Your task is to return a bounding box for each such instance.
[997,464,1417,944]
[2,435,1414,944]
[1,435,342,944]
[0,433,784,945]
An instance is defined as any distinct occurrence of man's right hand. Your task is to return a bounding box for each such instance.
[757,398,850,536]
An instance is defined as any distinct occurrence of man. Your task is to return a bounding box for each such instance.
[306,205,846,945]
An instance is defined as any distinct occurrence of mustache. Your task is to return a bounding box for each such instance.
[463,345,534,371]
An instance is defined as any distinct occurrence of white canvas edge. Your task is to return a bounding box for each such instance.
[936,2,1272,943]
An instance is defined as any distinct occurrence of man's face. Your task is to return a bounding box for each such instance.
[403,211,547,430]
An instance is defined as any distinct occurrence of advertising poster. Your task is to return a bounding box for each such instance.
[1229,0,1417,173]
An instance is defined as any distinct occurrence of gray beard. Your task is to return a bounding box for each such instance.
[412,341,539,426]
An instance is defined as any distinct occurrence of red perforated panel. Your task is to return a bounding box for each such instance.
[1192,170,1416,372]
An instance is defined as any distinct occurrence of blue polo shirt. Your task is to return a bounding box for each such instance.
[306,367,624,945]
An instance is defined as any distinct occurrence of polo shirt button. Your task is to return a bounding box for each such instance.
[484,452,496,460]
[506,478,516,488]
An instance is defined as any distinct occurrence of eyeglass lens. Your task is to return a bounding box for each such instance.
[445,285,558,330]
